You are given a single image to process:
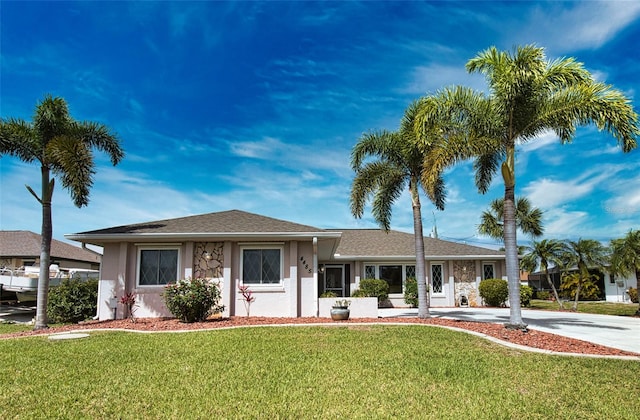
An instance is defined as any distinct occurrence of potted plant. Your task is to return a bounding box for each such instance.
[330,299,351,321]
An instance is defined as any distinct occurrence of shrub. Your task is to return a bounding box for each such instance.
[403,277,429,308]
[520,285,533,307]
[560,273,601,301]
[536,290,551,300]
[320,291,337,298]
[628,287,638,303]
[163,278,224,323]
[404,277,418,307]
[47,278,99,323]
[478,279,508,307]
[352,279,389,303]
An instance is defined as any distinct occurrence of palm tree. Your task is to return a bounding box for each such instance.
[351,100,448,319]
[610,230,640,315]
[416,45,638,329]
[520,239,567,309]
[478,196,543,240]
[0,95,124,329]
[562,239,609,311]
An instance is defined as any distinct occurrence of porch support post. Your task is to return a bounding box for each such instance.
[222,241,232,317]
[313,237,319,317]
[289,241,299,317]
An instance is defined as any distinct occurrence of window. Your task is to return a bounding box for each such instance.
[405,265,416,279]
[242,247,282,284]
[431,264,443,293]
[138,248,179,286]
[483,263,495,280]
[379,265,403,294]
[364,265,376,279]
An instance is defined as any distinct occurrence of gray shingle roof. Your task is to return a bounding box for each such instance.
[0,231,101,263]
[335,229,504,258]
[74,210,327,235]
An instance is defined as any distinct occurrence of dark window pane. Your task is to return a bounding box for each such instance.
[139,249,177,285]
[483,264,494,280]
[431,264,443,293]
[243,248,281,284]
[380,265,402,294]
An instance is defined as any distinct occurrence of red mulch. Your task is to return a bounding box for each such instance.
[3,316,638,358]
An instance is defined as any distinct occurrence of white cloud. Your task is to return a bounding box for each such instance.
[518,1,640,52]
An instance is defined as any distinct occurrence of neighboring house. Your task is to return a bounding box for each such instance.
[527,267,637,303]
[65,210,507,320]
[0,230,101,270]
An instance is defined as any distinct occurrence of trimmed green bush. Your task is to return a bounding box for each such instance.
[163,278,224,323]
[47,278,99,323]
[628,287,638,303]
[352,278,389,303]
[520,285,533,307]
[320,291,337,298]
[479,278,508,307]
[404,277,418,307]
[536,290,550,300]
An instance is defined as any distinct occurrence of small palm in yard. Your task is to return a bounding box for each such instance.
[521,239,568,309]
[610,229,640,316]
[0,95,124,329]
[562,239,609,311]
[478,196,543,240]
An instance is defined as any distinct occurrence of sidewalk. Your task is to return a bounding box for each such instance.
[379,307,640,354]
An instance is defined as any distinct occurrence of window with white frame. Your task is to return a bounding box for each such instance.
[483,263,495,280]
[431,264,443,293]
[362,264,416,294]
[241,246,282,285]
[138,248,179,286]
[364,265,376,279]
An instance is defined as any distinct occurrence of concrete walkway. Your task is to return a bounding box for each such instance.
[379,307,640,354]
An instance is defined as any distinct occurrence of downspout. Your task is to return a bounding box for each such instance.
[313,237,319,317]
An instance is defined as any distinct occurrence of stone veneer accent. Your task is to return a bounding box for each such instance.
[453,260,478,307]
[193,242,224,279]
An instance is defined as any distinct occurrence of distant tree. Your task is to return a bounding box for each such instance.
[351,99,449,319]
[609,229,640,315]
[417,45,638,329]
[561,239,608,311]
[478,196,543,240]
[0,95,124,329]
[521,239,568,309]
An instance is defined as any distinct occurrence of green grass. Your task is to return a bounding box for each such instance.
[529,299,639,316]
[0,322,30,334]
[1,325,639,419]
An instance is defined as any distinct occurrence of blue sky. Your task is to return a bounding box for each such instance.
[1,1,639,249]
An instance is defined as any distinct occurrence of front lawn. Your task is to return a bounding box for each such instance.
[1,325,639,418]
[530,299,639,316]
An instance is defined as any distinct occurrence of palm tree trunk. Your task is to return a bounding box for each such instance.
[34,166,53,330]
[411,181,430,319]
[544,270,563,309]
[572,280,581,312]
[503,183,526,329]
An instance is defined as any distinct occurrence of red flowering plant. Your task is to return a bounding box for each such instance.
[120,292,137,323]
[238,284,255,316]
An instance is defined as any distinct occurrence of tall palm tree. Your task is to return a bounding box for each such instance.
[351,100,447,319]
[0,95,124,329]
[417,45,638,329]
[520,239,567,309]
[562,239,609,311]
[478,196,543,240]
[610,229,640,315]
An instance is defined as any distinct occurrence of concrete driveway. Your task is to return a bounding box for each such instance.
[379,307,640,354]
[0,303,36,324]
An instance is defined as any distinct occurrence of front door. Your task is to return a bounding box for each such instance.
[324,265,344,297]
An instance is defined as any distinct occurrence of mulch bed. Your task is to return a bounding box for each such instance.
[3,315,638,358]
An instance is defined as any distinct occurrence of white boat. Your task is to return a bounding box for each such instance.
[0,265,99,303]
